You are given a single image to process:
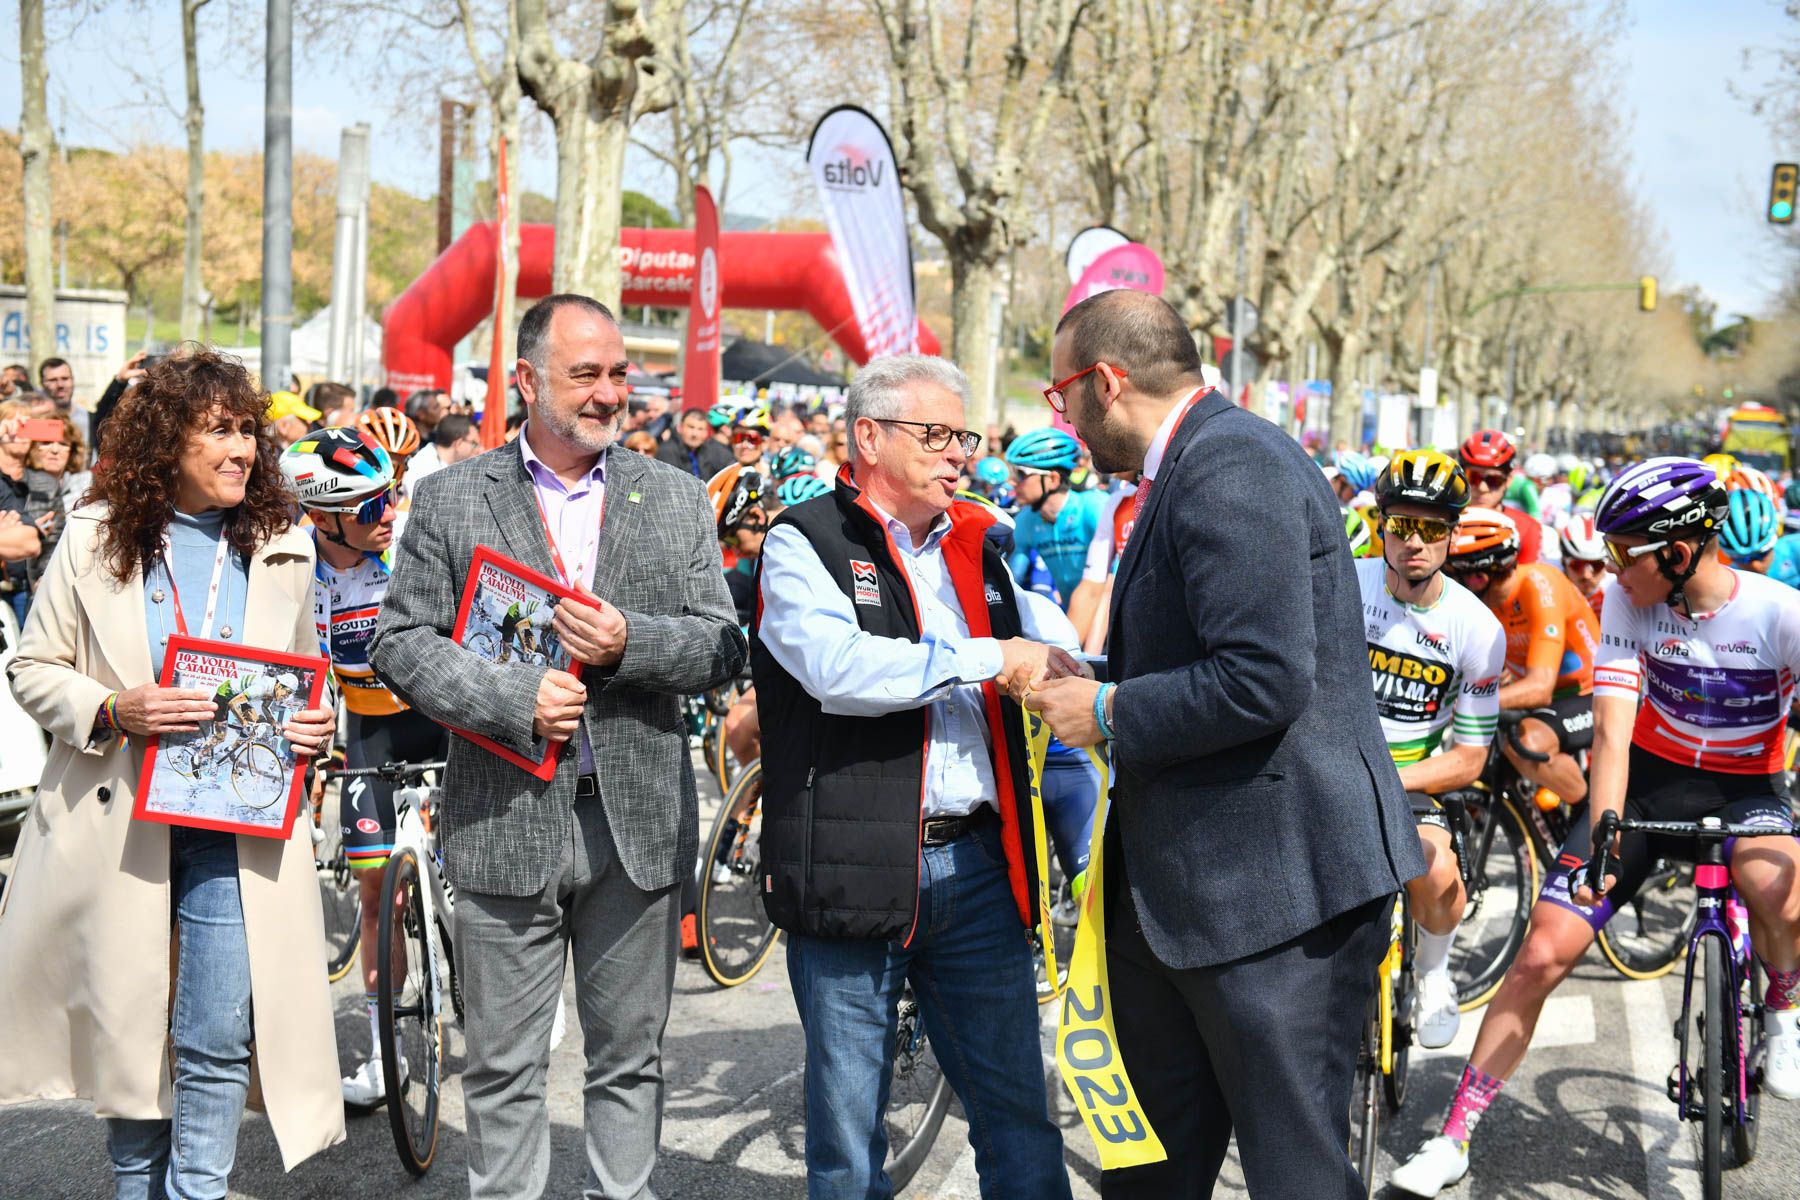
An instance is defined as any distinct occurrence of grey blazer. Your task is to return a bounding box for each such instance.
[1106,389,1426,970]
[371,438,746,897]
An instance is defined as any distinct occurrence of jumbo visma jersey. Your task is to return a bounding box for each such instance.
[313,549,409,717]
[1356,558,1506,765]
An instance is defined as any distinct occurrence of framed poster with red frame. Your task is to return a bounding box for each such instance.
[448,544,587,779]
[133,636,328,840]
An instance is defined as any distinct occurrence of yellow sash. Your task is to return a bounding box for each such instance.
[1023,709,1167,1169]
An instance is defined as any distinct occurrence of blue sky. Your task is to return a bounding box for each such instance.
[2,1,1794,319]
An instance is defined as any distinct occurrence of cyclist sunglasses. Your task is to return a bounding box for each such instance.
[1467,468,1510,490]
[1603,537,1666,573]
[315,484,398,524]
[732,429,765,445]
[1381,515,1454,544]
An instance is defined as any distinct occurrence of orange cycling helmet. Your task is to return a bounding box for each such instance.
[1725,464,1783,510]
[1458,429,1516,471]
[1446,505,1519,572]
[356,406,422,460]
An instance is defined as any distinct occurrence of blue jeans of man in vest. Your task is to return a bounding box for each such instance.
[787,815,1071,1200]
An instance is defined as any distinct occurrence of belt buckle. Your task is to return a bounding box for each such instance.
[575,774,598,798]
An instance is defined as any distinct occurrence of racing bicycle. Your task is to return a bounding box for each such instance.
[337,759,457,1177]
[168,721,286,808]
[1582,810,1791,1200]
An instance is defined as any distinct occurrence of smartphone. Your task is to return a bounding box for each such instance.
[18,419,64,442]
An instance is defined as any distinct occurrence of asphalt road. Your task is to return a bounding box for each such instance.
[5,775,1800,1199]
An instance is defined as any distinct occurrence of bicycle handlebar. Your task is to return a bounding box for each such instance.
[1581,809,1797,896]
[1497,709,1550,764]
[322,760,446,781]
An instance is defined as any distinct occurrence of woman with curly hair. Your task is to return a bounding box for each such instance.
[0,347,344,1196]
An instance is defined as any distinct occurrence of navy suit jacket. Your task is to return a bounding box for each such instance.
[1106,390,1425,969]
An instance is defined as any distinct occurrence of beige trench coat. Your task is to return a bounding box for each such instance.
[0,503,345,1169]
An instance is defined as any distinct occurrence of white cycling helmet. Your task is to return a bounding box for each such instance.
[1523,452,1557,481]
[1557,513,1607,563]
[279,427,395,508]
[1556,453,1580,474]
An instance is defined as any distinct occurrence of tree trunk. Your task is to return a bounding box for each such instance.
[950,254,1002,429]
[1326,328,1366,450]
[20,0,54,369]
[179,0,209,342]
[494,12,523,358]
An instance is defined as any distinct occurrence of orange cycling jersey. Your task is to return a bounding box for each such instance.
[1487,561,1598,699]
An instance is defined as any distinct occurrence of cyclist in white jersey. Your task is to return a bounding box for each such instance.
[1359,449,1505,1051]
[1392,457,1800,1197]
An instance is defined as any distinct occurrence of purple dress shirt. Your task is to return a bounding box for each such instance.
[519,424,606,774]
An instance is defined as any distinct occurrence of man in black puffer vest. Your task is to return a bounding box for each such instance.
[754,354,1080,1199]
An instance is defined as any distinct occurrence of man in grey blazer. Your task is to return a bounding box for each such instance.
[1027,290,1425,1199]
[372,294,746,1200]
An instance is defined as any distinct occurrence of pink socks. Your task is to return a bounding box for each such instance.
[1764,961,1800,1012]
[1441,1062,1505,1146]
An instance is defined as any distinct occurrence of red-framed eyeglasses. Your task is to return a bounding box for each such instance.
[1043,363,1127,414]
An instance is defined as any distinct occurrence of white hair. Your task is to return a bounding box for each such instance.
[844,354,971,464]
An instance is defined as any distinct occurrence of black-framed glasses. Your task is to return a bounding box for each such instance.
[873,418,981,456]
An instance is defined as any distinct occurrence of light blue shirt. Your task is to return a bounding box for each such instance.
[759,501,1078,819]
[144,508,250,677]
[1770,533,1800,590]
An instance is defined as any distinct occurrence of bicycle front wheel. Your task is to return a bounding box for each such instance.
[698,762,781,987]
[1696,933,1727,1200]
[1454,793,1538,1010]
[232,741,285,810]
[377,847,443,1177]
[1596,859,1695,981]
[1384,893,1413,1113]
[886,988,952,1192]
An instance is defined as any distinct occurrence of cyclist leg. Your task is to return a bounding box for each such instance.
[1039,751,1098,891]
[1391,806,1642,1196]
[1722,795,1800,1097]
[1406,797,1466,1049]
[722,688,760,781]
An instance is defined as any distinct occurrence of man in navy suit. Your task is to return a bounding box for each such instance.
[1026,290,1424,1198]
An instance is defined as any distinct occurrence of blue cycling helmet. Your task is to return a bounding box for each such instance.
[770,447,817,483]
[1333,450,1380,494]
[1004,428,1082,473]
[776,474,831,507]
[973,456,1011,490]
[955,488,1017,551]
[1721,488,1779,564]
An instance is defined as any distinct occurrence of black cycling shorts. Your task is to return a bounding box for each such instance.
[1525,694,1594,754]
[1538,745,1791,932]
[1408,790,1452,835]
[340,708,448,870]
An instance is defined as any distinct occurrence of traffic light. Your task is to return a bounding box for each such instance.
[1639,275,1657,313]
[1770,163,1798,224]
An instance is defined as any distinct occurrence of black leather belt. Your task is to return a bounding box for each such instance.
[575,774,599,798]
[921,806,995,847]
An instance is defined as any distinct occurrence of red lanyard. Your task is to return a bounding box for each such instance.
[531,485,603,589]
[159,532,231,639]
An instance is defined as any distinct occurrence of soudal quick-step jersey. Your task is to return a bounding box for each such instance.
[1357,558,1506,765]
[313,550,409,717]
[1594,569,1800,774]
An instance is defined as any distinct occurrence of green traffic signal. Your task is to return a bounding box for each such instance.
[1775,200,1795,222]
[1771,163,1798,225]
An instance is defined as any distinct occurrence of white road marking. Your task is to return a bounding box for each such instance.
[1419,994,1596,1060]
[1624,978,1700,1200]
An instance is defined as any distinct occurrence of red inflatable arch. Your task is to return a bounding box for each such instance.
[382,221,939,393]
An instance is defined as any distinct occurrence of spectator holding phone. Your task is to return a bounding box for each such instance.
[0,400,55,625]
[29,408,91,509]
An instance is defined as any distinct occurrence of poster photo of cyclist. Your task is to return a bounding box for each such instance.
[447,545,586,778]
[133,636,327,838]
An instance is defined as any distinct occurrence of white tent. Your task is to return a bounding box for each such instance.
[217,304,384,388]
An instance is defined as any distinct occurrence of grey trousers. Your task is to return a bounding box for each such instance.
[453,797,681,1200]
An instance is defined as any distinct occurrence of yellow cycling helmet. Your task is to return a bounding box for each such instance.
[1701,452,1739,481]
[1375,448,1470,515]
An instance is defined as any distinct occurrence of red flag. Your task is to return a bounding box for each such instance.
[683,185,722,411]
[481,137,511,449]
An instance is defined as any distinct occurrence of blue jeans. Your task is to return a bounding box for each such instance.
[787,817,1071,1200]
[106,828,253,1200]
[8,587,29,631]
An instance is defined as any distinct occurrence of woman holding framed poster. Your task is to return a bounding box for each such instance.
[0,348,343,1197]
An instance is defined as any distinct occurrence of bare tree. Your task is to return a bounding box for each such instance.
[20,0,54,368]
[858,0,1084,421]
[517,0,677,305]
[179,0,214,340]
